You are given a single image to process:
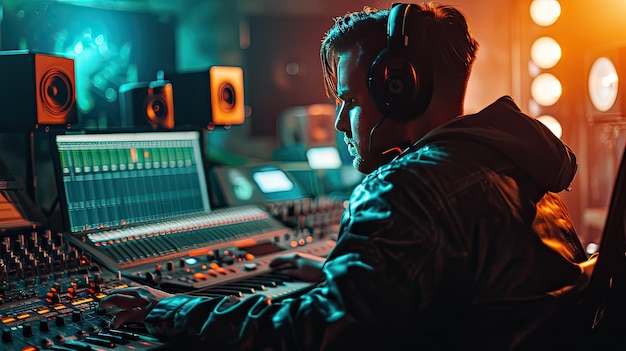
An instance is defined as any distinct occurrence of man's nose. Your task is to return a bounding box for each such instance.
[335,104,347,132]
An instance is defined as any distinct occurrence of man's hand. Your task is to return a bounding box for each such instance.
[269,252,326,282]
[98,286,173,329]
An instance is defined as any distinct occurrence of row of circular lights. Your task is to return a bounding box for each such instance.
[528,0,563,138]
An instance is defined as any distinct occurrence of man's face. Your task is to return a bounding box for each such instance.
[335,47,405,174]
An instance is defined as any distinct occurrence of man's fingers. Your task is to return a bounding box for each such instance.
[268,254,297,268]
[99,293,146,311]
[105,287,143,298]
[296,252,326,262]
[110,308,146,329]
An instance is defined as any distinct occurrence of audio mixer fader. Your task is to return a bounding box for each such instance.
[0,229,164,351]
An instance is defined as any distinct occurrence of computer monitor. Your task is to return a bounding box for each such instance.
[209,163,305,208]
[51,130,209,233]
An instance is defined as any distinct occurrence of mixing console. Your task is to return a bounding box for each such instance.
[124,239,335,292]
[0,228,164,351]
[1,277,164,351]
[63,205,292,272]
[0,195,347,350]
[0,228,335,351]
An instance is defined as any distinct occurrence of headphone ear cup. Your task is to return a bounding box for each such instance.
[368,48,433,122]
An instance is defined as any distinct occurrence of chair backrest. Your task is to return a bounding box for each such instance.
[577,145,626,349]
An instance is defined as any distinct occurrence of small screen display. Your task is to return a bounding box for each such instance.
[252,169,294,193]
[306,146,342,169]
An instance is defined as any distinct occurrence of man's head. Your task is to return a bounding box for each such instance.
[321,2,479,174]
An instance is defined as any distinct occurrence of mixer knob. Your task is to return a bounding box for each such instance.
[54,334,66,344]
[179,258,186,268]
[88,280,102,294]
[1,326,12,342]
[68,283,78,299]
[0,262,7,284]
[39,319,50,332]
[146,271,158,285]
[41,337,54,348]
[45,291,61,305]
[55,314,66,327]
[243,263,258,271]
[72,310,83,322]
[166,261,175,271]
[15,261,23,279]
[212,249,221,260]
[22,323,33,337]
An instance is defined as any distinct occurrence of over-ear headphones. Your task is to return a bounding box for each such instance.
[367,3,433,122]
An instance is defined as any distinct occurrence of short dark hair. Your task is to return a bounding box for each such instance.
[320,2,479,100]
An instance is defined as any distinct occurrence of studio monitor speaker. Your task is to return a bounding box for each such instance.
[119,80,174,130]
[166,66,245,128]
[0,50,77,132]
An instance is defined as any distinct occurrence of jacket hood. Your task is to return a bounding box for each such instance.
[417,96,577,193]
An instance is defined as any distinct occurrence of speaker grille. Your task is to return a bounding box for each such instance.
[0,51,77,131]
[40,68,74,118]
[209,66,245,126]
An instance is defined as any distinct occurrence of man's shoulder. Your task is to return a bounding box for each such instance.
[359,144,453,188]
[378,143,453,174]
[360,140,502,196]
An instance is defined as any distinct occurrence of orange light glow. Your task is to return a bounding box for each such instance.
[530,0,561,26]
[530,37,562,69]
[531,73,562,106]
[588,57,619,112]
[536,115,563,139]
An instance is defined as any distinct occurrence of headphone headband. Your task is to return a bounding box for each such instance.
[367,3,433,121]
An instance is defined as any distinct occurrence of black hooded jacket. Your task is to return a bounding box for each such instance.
[143,96,589,350]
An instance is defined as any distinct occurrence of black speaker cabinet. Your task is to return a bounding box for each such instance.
[166,66,245,128]
[118,80,174,130]
[0,50,77,132]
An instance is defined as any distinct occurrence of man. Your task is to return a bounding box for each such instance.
[100,3,592,350]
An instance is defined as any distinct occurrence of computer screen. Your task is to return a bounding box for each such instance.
[52,130,209,233]
[252,168,295,194]
[209,163,305,207]
[306,147,343,170]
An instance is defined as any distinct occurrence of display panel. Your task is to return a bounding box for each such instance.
[252,169,295,194]
[52,130,209,233]
[306,147,343,169]
[210,164,305,207]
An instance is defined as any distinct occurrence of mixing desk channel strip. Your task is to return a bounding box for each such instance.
[130,239,336,291]
[63,205,293,273]
[0,275,164,351]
